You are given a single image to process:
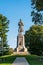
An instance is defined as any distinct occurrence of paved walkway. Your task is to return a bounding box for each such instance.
[12,57,29,65]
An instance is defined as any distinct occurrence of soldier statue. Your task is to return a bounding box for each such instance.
[17,19,27,52]
[18,19,24,33]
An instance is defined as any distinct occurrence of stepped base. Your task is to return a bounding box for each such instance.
[17,47,27,52]
[13,51,29,55]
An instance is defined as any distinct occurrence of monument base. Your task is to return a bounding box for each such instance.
[14,48,30,55]
[14,20,29,55]
[13,51,29,55]
[17,47,28,52]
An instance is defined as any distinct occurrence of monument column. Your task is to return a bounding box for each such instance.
[17,19,27,52]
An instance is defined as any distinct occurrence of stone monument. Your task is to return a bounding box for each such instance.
[17,19,27,52]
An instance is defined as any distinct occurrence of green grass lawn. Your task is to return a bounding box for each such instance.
[26,55,43,65]
[0,55,16,65]
[0,54,43,65]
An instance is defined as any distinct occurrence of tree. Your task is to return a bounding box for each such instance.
[25,25,43,55]
[0,14,9,55]
[31,0,43,11]
[9,48,14,55]
[31,11,43,24]
[31,0,43,24]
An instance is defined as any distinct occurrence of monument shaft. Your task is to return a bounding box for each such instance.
[17,19,27,52]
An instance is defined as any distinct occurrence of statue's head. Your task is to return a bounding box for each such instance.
[18,19,24,27]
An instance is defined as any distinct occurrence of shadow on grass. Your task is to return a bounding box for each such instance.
[0,55,43,65]
[0,55,27,64]
[26,55,43,65]
[0,55,16,64]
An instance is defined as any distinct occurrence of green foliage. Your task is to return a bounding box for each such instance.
[31,0,43,24]
[8,48,14,55]
[0,14,9,56]
[25,25,43,55]
[31,0,43,11]
[31,11,43,24]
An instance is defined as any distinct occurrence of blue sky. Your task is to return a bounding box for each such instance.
[0,0,33,49]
